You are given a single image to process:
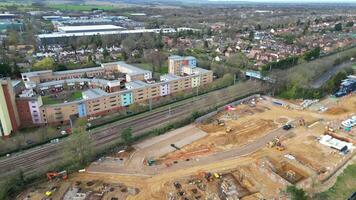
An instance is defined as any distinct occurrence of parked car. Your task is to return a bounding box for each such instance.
[283,124,293,130]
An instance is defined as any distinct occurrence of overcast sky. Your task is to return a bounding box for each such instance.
[208,0,356,3]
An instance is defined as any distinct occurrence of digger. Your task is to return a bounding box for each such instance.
[46,170,68,181]
[267,137,285,151]
[225,127,234,133]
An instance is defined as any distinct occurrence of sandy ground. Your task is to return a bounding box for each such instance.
[19,94,356,200]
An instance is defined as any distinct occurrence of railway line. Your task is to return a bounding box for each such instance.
[0,81,261,179]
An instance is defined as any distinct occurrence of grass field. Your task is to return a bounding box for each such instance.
[47,4,118,11]
[315,164,356,200]
[42,91,83,105]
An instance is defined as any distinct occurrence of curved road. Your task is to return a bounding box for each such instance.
[87,125,290,175]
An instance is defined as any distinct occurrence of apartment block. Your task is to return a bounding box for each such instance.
[168,55,197,76]
[12,56,213,127]
[0,78,20,136]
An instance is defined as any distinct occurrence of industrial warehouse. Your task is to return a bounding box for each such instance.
[0,56,213,137]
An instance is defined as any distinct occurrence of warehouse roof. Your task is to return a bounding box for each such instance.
[58,25,123,32]
[37,28,179,39]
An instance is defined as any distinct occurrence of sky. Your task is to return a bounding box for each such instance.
[208,0,356,3]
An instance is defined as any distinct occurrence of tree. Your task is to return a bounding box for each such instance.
[121,127,133,144]
[103,48,110,60]
[56,64,68,71]
[0,63,12,77]
[7,30,19,46]
[248,30,254,41]
[334,23,342,31]
[226,52,250,69]
[63,120,93,168]
[346,21,354,27]
[32,57,56,71]
[304,47,320,61]
[286,185,308,200]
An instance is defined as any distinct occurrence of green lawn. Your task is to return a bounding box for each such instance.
[47,4,118,11]
[315,164,356,200]
[42,91,83,105]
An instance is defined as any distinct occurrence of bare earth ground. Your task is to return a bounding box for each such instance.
[18,94,356,200]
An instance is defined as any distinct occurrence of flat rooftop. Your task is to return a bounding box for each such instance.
[37,78,116,88]
[58,25,124,33]
[125,80,148,89]
[53,66,103,75]
[160,74,180,81]
[22,70,52,77]
[82,88,108,99]
[193,67,211,74]
[37,28,179,39]
[116,61,151,75]
[168,55,196,60]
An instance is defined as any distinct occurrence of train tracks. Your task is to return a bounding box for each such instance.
[0,81,261,178]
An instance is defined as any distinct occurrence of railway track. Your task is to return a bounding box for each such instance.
[0,81,261,178]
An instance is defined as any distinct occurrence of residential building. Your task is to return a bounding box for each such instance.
[0,78,20,137]
[12,56,213,127]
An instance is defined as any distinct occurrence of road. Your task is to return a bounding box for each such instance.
[87,123,290,175]
[0,81,262,179]
[311,61,354,88]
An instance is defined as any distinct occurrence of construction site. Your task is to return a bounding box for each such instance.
[17,93,356,200]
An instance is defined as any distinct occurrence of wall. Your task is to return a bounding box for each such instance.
[28,97,43,124]
[16,99,33,127]
[0,85,12,136]
[191,76,201,88]
[2,82,19,133]
[121,92,133,106]
[160,83,170,96]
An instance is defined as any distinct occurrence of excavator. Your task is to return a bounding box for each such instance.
[46,170,68,181]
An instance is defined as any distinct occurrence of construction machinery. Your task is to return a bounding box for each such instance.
[225,127,234,133]
[299,119,306,126]
[267,137,285,151]
[46,170,68,181]
[325,125,335,133]
[170,144,181,150]
[215,119,225,126]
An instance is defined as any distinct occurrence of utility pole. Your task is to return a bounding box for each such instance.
[149,98,152,111]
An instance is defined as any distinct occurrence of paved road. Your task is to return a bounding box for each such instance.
[0,81,261,179]
[311,61,354,88]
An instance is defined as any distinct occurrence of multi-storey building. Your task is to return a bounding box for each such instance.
[168,55,197,76]
[0,78,20,137]
[0,56,213,133]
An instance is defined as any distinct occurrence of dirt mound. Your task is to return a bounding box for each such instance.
[324,107,349,115]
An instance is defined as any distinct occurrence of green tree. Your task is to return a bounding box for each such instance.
[121,127,133,144]
[103,48,110,60]
[346,21,354,27]
[248,30,254,41]
[0,63,12,77]
[63,120,93,168]
[32,57,56,71]
[334,23,342,31]
[286,185,308,200]
[56,64,68,71]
